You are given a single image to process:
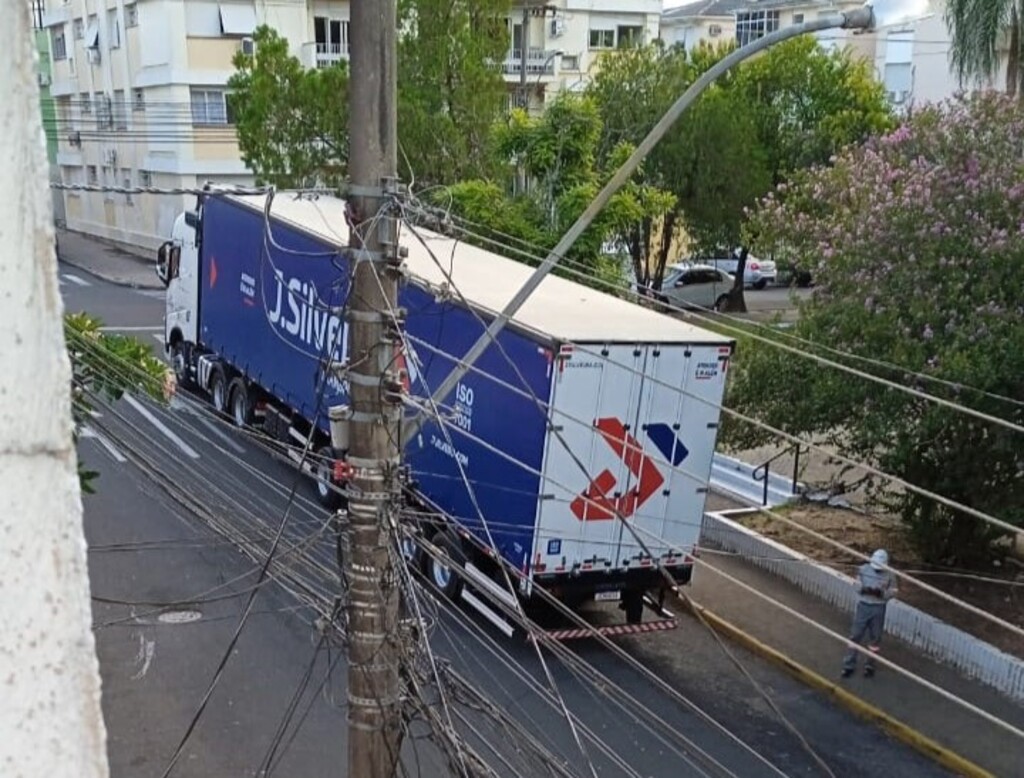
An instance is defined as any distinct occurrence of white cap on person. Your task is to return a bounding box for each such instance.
[870,549,889,570]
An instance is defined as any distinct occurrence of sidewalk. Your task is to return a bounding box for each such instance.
[691,550,1024,777]
[55,228,163,289]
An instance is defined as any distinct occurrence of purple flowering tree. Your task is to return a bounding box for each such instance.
[729,93,1024,566]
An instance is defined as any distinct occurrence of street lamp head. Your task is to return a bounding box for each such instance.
[844,0,933,31]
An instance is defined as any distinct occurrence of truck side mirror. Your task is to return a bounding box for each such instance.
[156,242,171,286]
[156,241,181,286]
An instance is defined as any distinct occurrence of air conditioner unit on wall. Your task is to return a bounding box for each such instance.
[240,37,255,56]
[38,72,51,87]
[87,47,101,65]
[550,18,566,38]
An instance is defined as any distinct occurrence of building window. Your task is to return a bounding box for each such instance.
[561,54,579,71]
[108,10,121,48]
[139,170,152,187]
[616,25,643,48]
[86,165,98,185]
[735,10,780,47]
[793,13,805,24]
[80,92,91,114]
[314,16,350,58]
[125,3,138,28]
[113,90,128,130]
[133,89,145,112]
[588,29,615,49]
[121,168,134,205]
[51,27,67,60]
[191,88,232,125]
[73,18,84,39]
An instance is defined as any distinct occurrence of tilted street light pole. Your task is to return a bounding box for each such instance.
[403,0,933,442]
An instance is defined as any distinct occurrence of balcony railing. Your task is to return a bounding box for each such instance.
[502,47,559,76]
[302,41,349,69]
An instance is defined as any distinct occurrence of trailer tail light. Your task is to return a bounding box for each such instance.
[333,461,354,482]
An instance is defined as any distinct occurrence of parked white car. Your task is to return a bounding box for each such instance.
[684,248,777,289]
[649,263,734,311]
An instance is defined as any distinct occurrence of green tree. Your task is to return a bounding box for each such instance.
[945,0,1023,98]
[735,94,1024,566]
[64,313,172,493]
[397,0,511,184]
[588,38,891,309]
[228,26,349,187]
[439,95,675,292]
[229,5,511,189]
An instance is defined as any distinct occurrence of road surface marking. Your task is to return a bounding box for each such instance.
[99,325,164,332]
[130,634,156,681]
[173,397,247,454]
[62,273,91,287]
[80,425,127,463]
[125,394,200,459]
[152,334,164,343]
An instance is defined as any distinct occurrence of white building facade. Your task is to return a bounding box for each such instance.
[44,0,349,249]
[503,0,663,112]
[664,0,1009,113]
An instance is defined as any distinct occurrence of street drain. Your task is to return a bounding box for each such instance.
[157,609,202,624]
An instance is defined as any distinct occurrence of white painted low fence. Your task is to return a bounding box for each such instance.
[701,509,1024,704]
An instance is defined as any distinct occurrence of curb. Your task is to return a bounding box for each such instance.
[682,598,994,778]
[57,252,164,291]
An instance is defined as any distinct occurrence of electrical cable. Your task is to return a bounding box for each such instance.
[401,200,1024,434]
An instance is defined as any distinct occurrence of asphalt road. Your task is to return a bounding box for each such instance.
[61,262,948,778]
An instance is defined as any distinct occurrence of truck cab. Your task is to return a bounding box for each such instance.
[156,210,200,383]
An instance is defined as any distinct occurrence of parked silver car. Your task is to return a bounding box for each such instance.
[646,264,733,312]
[685,248,777,289]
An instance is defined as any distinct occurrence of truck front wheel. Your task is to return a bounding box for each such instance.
[170,342,192,388]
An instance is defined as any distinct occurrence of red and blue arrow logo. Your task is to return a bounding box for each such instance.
[569,419,689,522]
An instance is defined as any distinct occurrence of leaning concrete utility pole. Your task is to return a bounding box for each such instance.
[0,1,110,776]
[344,0,403,776]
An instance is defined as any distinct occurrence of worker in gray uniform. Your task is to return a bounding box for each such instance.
[842,549,898,678]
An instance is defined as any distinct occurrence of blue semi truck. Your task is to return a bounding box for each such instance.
[156,190,733,633]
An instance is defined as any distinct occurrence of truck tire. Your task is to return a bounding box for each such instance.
[315,445,343,511]
[622,589,645,625]
[424,534,463,601]
[228,378,253,427]
[170,341,192,388]
[209,369,228,415]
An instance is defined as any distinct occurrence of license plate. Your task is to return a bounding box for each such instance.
[595,590,621,602]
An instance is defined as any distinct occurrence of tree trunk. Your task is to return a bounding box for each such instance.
[1,0,110,773]
[652,210,678,291]
[721,246,749,313]
[1008,9,1021,99]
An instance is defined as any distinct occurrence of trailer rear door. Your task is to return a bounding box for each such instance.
[533,342,730,576]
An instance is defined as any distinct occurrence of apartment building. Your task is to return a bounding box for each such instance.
[660,0,743,52]
[43,0,350,249]
[665,0,1006,112]
[502,0,662,112]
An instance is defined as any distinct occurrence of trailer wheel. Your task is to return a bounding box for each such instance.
[228,379,253,428]
[209,369,228,415]
[622,589,645,625]
[314,446,343,511]
[424,535,463,601]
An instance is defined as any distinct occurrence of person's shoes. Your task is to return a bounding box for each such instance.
[841,668,854,678]
[864,666,875,678]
